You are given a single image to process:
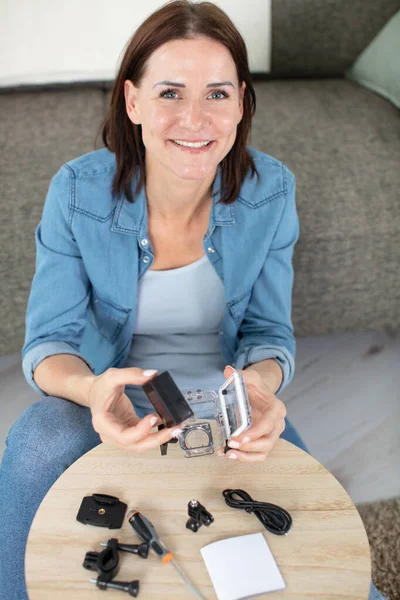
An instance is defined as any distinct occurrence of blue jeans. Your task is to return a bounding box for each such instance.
[0,396,386,600]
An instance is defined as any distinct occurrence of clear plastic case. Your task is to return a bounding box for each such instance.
[179,371,252,458]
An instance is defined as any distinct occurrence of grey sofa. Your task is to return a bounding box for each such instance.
[1,0,400,361]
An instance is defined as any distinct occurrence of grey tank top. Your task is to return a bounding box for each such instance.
[122,254,227,419]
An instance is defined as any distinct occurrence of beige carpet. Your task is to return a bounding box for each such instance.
[357,497,400,600]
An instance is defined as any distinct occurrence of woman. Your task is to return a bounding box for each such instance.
[0,2,384,599]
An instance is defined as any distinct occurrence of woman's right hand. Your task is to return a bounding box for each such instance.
[87,367,182,454]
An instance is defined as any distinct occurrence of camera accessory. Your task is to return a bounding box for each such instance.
[178,422,214,458]
[89,578,140,597]
[142,371,194,428]
[186,499,214,532]
[141,370,251,458]
[83,538,119,582]
[100,539,149,559]
[157,423,178,456]
[184,371,252,455]
[222,489,292,535]
[217,372,251,441]
[84,539,140,596]
[76,493,127,529]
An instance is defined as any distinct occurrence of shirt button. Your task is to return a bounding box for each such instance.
[207,247,215,253]
[141,238,148,246]
[143,256,150,263]
[219,331,223,335]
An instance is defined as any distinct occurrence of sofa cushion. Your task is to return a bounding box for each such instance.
[345,9,400,110]
[271,0,400,76]
[251,79,400,336]
[0,88,104,355]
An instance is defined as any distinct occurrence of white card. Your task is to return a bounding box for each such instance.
[201,533,285,600]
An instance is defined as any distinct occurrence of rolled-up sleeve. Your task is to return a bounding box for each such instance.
[21,166,94,395]
[22,341,95,396]
[233,169,299,395]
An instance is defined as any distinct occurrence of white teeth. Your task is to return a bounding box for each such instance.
[173,140,211,148]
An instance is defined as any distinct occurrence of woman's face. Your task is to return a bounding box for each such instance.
[124,36,246,182]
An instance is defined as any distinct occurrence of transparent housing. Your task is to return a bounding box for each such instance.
[178,372,252,458]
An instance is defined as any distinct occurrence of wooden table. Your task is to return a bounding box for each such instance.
[25,425,371,599]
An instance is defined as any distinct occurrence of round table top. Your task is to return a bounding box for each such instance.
[26,429,371,599]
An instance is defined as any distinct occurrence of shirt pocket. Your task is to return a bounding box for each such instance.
[88,289,131,344]
[227,289,252,327]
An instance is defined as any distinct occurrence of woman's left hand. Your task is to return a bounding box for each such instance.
[218,365,287,462]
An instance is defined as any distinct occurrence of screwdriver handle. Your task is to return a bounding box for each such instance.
[127,510,173,564]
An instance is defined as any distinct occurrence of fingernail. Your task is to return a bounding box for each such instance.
[172,428,183,438]
[228,440,240,449]
[149,416,158,426]
[228,453,237,460]
[242,436,251,443]
[143,369,158,376]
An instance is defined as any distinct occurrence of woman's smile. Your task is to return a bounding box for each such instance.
[168,139,216,153]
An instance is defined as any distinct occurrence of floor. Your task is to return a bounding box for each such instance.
[1,327,399,506]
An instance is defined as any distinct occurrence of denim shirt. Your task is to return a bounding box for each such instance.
[22,146,299,396]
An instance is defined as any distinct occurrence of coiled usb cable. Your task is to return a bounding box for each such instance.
[222,489,292,535]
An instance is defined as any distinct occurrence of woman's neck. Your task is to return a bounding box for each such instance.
[144,159,216,227]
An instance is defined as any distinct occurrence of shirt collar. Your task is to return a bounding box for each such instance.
[111,163,236,236]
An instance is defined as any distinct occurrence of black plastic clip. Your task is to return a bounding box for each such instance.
[84,539,141,596]
[158,424,178,456]
[83,538,119,582]
[186,499,214,532]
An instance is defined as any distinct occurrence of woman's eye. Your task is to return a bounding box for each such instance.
[210,90,229,99]
[160,89,179,99]
[159,88,229,100]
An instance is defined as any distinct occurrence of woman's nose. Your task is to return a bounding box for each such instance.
[179,101,209,127]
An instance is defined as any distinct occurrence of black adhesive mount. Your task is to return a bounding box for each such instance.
[76,493,127,529]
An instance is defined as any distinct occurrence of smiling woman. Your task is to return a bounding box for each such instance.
[102,0,259,212]
[1,4,316,600]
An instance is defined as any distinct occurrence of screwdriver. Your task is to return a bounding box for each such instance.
[127,509,205,600]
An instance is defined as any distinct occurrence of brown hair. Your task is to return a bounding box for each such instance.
[101,0,259,204]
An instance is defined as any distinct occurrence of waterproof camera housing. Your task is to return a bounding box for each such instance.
[182,371,252,457]
[142,370,251,458]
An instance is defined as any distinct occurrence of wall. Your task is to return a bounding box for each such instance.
[0,0,270,87]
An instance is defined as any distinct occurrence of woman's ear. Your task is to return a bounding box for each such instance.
[238,81,246,123]
[124,80,141,125]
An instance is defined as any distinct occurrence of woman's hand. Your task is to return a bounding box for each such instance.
[218,365,287,462]
[88,367,182,454]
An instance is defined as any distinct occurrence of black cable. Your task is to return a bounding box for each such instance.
[222,489,292,535]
